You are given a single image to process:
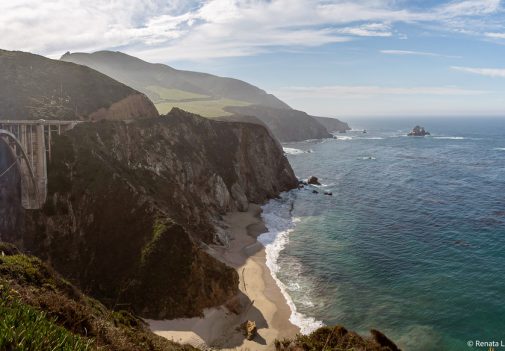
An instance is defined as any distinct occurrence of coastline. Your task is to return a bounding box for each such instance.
[148,204,300,350]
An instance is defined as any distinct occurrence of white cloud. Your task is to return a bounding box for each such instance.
[380,50,461,58]
[337,23,392,37]
[485,32,505,38]
[437,0,502,17]
[452,66,505,77]
[0,0,503,61]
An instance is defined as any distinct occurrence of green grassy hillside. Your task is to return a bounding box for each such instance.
[157,98,250,117]
[0,242,197,351]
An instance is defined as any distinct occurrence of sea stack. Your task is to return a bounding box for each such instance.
[408,125,430,136]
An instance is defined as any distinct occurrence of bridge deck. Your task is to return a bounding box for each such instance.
[0,120,82,126]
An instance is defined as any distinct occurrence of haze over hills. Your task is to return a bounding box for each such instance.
[61,51,350,141]
[0,50,158,121]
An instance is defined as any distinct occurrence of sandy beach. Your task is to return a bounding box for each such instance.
[147,204,299,350]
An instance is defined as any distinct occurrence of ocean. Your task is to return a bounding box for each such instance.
[259,118,505,351]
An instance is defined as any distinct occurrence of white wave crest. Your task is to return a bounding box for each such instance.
[433,136,465,140]
[493,147,505,151]
[283,147,305,155]
[337,136,353,141]
[259,195,324,334]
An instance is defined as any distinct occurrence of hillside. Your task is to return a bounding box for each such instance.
[314,116,351,133]
[224,105,334,141]
[60,51,347,141]
[0,242,196,351]
[60,51,288,114]
[0,49,158,121]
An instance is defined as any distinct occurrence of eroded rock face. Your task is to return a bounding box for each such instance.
[19,108,297,319]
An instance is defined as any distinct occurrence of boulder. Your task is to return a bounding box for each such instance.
[241,320,257,340]
[370,329,401,351]
[324,191,333,196]
[307,176,321,185]
[408,125,430,136]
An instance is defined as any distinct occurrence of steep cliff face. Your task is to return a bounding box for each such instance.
[20,108,297,319]
[0,49,158,121]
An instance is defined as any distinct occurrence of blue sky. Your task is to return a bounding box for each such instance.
[1,0,505,118]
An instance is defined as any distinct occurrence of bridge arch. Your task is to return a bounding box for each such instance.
[0,129,40,209]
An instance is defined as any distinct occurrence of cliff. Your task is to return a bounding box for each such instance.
[0,49,158,121]
[313,116,351,133]
[225,105,333,141]
[8,108,297,320]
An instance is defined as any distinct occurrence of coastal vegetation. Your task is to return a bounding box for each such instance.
[0,242,196,350]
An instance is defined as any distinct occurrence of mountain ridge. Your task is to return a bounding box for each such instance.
[0,49,158,121]
[60,50,349,141]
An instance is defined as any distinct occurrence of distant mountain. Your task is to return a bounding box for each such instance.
[314,116,351,133]
[60,51,349,141]
[224,105,333,141]
[61,51,289,112]
[0,49,158,121]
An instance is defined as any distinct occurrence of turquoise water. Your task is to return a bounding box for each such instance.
[261,118,505,351]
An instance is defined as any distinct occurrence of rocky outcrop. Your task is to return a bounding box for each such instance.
[307,176,321,185]
[314,116,351,134]
[14,108,297,319]
[275,326,400,351]
[408,125,430,136]
[0,49,158,121]
[241,320,258,340]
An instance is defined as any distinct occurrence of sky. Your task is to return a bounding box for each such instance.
[1,0,505,118]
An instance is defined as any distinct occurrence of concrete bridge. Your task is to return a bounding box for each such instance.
[0,120,81,209]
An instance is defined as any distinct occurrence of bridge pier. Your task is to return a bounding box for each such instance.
[0,120,81,209]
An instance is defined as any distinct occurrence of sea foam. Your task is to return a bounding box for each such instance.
[283,147,306,155]
[433,136,465,140]
[259,194,324,334]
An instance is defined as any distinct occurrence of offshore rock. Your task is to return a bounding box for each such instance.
[408,125,430,136]
[307,176,321,185]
